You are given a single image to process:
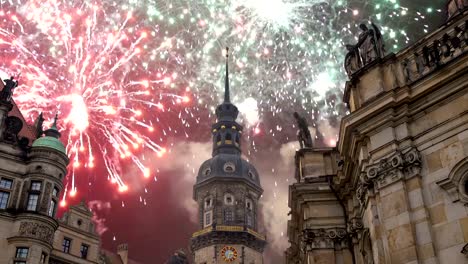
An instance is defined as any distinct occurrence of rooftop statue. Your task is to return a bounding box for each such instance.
[0,76,18,103]
[345,22,385,76]
[293,112,313,149]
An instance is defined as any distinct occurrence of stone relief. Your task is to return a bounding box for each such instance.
[363,148,421,189]
[18,221,54,244]
[356,148,421,206]
[302,227,347,249]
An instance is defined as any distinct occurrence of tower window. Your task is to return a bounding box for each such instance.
[48,199,57,217]
[224,162,235,173]
[53,187,59,197]
[31,181,42,191]
[0,178,13,189]
[26,194,39,211]
[27,181,42,212]
[204,197,212,209]
[203,168,211,177]
[204,211,212,227]
[224,209,234,223]
[224,194,234,205]
[0,178,12,210]
[246,214,253,227]
[40,252,47,263]
[246,199,253,210]
[225,133,232,144]
[80,244,89,259]
[248,171,255,180]
[0,191,10,209]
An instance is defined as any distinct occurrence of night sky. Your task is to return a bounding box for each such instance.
[0,0,447,263]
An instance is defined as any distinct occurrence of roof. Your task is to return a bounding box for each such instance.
[100,249,143,264]
[196,153,262,191]
[32,135,67,154]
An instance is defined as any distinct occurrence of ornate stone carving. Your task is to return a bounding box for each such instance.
[302,227,347,249]
[18,221,54,244]
[40,182,52,213]
[363,147,421,190]
[348,217,364,235]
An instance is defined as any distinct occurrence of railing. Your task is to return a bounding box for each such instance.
[192,225,266,241]
[399,17,468,85]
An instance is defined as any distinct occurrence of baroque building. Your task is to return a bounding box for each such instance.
[190,50,267,263]
[287,2,468,264]
[0,79,138,264]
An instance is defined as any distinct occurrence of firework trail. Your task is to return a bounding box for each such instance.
[0,0,441,205]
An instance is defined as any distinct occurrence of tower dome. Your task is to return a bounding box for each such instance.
[32,114,66,154]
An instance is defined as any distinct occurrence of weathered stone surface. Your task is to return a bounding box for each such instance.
[429,204,447,225]
[433,221,464,250]
[381,189,408,220]
[387,224,414,251]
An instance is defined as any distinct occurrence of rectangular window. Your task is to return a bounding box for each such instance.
[80,244,89,259]
[0,178,13,189]
[31,181,42,191]
[62,237,71,253]
[0,191,10,209]
[204,211,212,227]
[48,199,57,217]
[53,187,59,197]
[246,214,253,227]
[14,262,26,264]
[15,247,29,258]
[40,252,47,263]
[27,194,39,211]
[224,210,233,223]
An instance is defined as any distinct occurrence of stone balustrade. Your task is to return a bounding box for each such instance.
[344,12,468,112]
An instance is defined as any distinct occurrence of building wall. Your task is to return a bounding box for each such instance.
[287,7,468,264]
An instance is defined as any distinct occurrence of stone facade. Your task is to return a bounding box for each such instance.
[287,5,468,264]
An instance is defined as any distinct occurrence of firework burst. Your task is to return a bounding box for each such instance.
[0,0,442,206]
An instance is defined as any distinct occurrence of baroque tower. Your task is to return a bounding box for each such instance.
[191,49,266,264]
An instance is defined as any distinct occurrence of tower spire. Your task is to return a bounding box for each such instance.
[224,47,230,103]
[44,113,61,139]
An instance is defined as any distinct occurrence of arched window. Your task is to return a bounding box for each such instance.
[216,134,222,145]
[225,133,232,144]
[437,157,468,204]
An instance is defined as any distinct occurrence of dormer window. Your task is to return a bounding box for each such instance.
[225,194,234,205]
[203,168,211,177]
[248,171,255,180]
[224,162,235,173]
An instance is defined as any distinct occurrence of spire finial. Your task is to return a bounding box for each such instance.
[52,113,58,129]
[44,113,61,139]
[224,47,230,103]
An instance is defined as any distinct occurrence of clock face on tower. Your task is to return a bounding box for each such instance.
[221,246,238,262]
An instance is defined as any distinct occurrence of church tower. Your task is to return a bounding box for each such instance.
[191,49,266,264]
